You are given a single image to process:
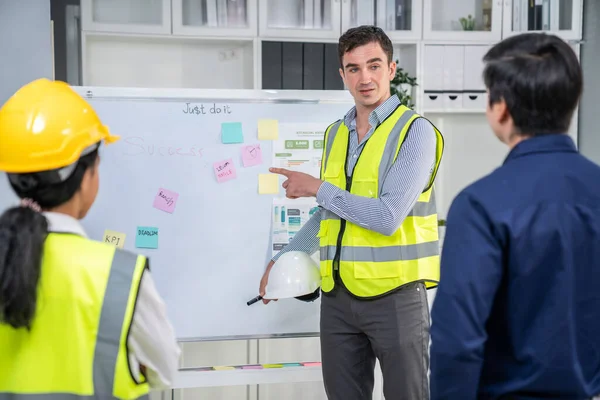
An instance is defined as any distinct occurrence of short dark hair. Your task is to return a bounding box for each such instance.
[483,32,582,136]
[338,25,394,69]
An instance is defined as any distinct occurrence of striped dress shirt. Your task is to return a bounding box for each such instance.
[271,95,438,261]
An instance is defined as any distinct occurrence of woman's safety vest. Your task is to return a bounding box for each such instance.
[319,104,444,298]
[0,233,150,399]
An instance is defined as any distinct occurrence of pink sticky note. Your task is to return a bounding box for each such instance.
[241,144,263,167]
[241,365,263,370]
[153,188,179,213]
[213,158,237,183]
[301,362,322,367]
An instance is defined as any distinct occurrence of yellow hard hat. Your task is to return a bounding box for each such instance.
[0,78,119,173]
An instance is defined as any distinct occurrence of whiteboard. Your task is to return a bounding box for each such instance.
[0,87,354,341]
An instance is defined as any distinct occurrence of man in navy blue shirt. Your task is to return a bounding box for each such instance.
[430,32,600,400]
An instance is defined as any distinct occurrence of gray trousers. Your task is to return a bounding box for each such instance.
[320,282,430,400]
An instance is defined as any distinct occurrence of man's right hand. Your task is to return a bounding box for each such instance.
[259,260,278,304]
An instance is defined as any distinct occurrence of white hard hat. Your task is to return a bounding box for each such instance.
[264,251,321,300]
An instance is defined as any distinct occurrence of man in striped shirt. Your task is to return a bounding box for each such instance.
[260,25,443,400]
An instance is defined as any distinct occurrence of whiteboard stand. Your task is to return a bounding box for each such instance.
[167,360,384,399]
[172,365,323,388]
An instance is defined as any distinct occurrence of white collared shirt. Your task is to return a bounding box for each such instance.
[44,212,181,389]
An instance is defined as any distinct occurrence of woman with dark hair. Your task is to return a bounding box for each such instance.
[0,78,179,399]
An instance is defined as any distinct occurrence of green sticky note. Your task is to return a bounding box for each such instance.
[221,122,244,144]
[136,226,158,249]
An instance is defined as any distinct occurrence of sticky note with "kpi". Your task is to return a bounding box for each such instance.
[103,230,126,248]
[136,226,158,249]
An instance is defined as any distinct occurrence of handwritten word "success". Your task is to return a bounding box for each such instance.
[123,137,203,157]
[183,103,233,115]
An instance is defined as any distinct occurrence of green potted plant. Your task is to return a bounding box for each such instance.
[459,14,476,30]
[390,62,417,109]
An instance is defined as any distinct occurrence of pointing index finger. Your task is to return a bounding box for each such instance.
[269,167,291,177]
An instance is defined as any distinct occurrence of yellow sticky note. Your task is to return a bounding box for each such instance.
[213,366,235,370]
[263,363,283,368]
[258,119,279,140]
[103,230,126,248]
[258,174,279,194]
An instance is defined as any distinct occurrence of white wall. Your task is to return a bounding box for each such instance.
[427,113,508,219]
[578,0,600,162]
[0,0,53,105]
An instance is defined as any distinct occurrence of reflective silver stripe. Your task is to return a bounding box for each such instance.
[408,188,437,217]
[320,245,328,261]
[377,109,417,192]
[94,249,140,397]
[0,394,149,400]
[0,249,143,400]
[322,121,342,176]
[320,241,439,262]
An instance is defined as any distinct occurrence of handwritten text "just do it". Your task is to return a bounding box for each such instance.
[183,103,233,115]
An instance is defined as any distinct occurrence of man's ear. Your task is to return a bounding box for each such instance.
[389,60,397,81]
[338,68,345,85]
[495,98,510,123]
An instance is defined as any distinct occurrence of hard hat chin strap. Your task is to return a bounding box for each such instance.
[295,288,320,303]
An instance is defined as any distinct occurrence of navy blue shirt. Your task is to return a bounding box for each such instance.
[430,134,600,400]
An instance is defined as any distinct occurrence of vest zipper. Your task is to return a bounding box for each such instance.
[333,174,353,282]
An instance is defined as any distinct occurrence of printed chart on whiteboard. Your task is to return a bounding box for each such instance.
[271,198,320,258]
[272,123,325,178]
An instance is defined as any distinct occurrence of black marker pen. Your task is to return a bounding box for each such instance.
[246,295,263,306]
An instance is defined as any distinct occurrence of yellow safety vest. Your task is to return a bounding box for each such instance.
[319,104,444,298]
[0,233,150,400]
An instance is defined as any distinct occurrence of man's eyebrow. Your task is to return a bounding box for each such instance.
[344,58,383,69]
